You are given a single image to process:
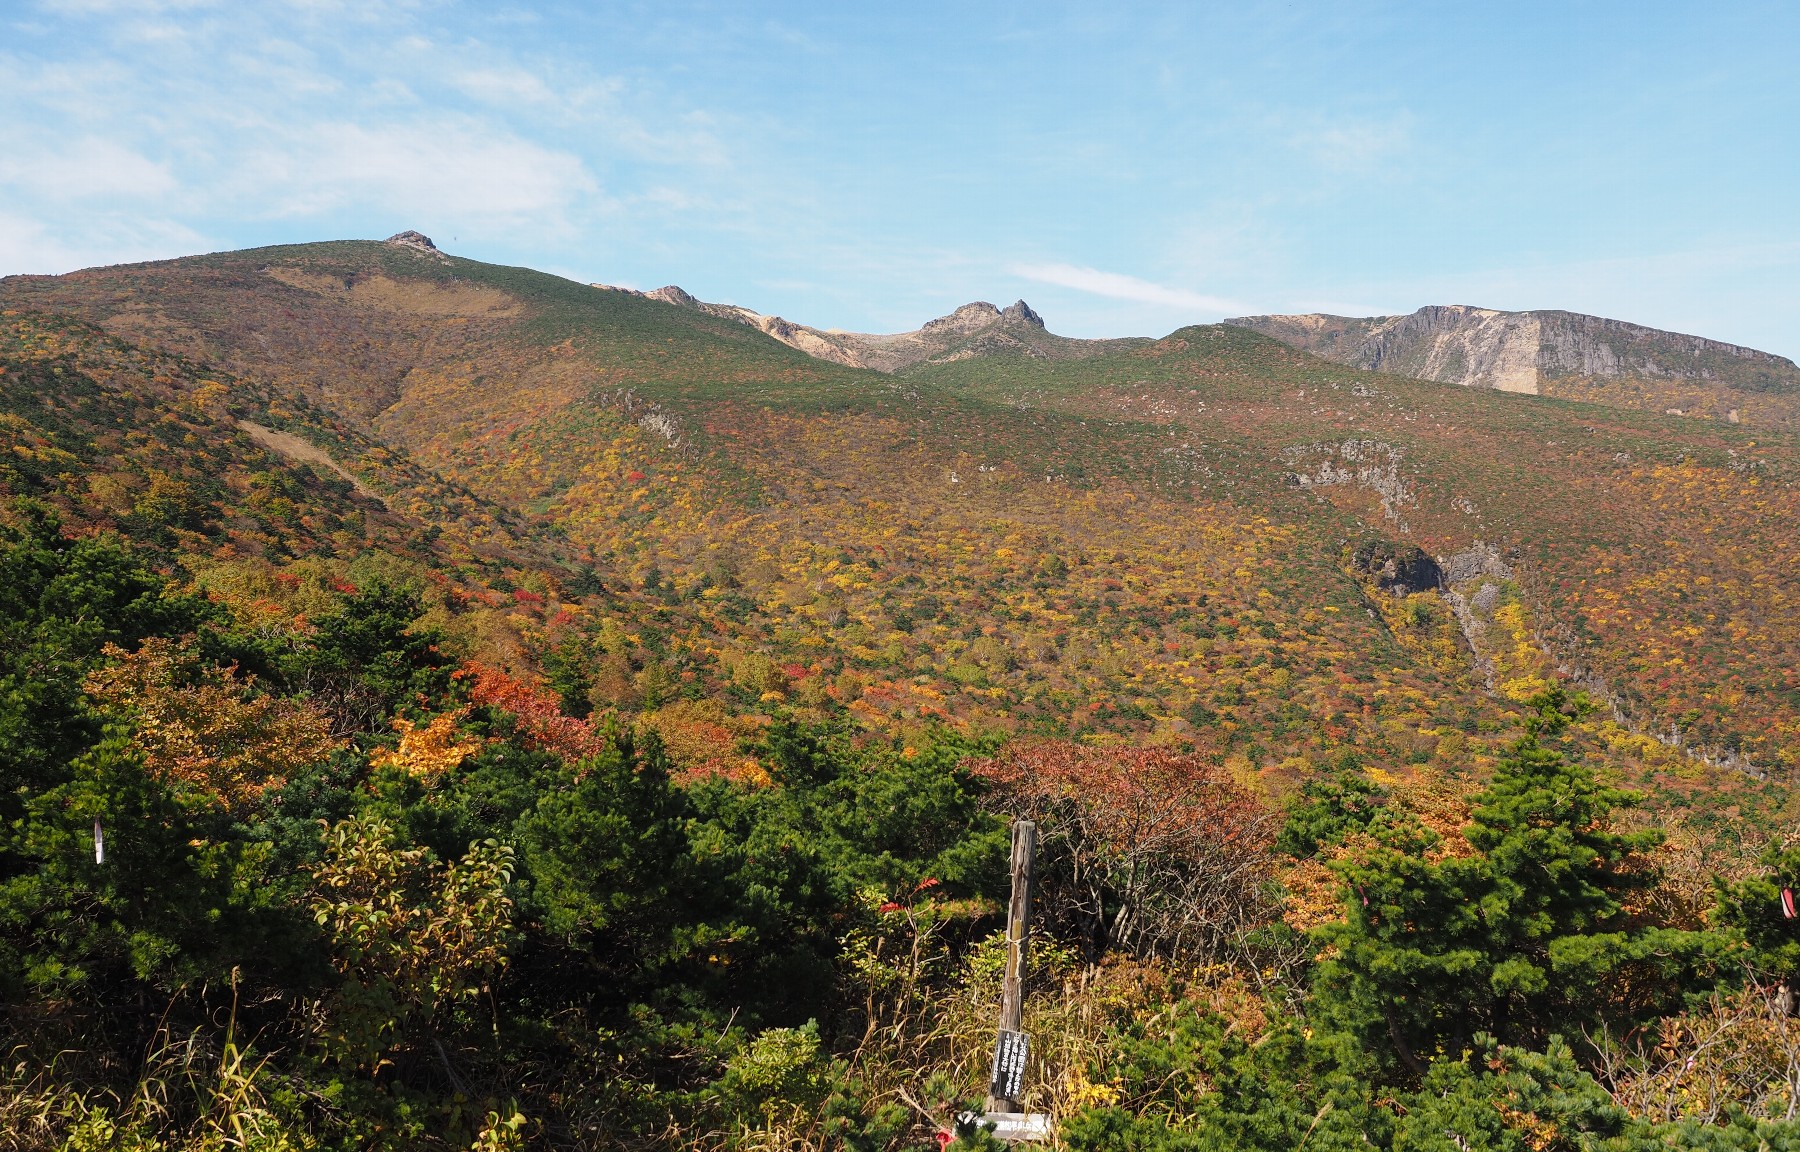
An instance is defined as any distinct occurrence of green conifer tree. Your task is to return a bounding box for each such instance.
[1312,691,1727,1076]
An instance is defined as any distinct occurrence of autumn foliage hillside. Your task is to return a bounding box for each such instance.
[913,325,1800,779]
[4,242,1798,802]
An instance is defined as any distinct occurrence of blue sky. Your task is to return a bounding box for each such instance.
[3,2,1797,356]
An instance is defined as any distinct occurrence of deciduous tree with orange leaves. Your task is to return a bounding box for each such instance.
[461,661,604,763]
[85,635,341,813]
[965,740,1280,967]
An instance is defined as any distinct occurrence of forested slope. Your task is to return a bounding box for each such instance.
[8,242,1799,783]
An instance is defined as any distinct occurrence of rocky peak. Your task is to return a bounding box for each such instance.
[384,230,437,252]
[646,285,699,308]
[760,315,799,339]
[921,301,1002,336]
[1001,300,1045,329]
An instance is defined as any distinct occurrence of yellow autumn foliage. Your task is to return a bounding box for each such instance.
[369,711,482,780]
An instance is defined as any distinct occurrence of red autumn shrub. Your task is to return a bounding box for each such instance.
[462,662,604,763]
[965,740,1281,966]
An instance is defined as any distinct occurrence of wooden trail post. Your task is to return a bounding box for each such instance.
[986,819,1037,1115]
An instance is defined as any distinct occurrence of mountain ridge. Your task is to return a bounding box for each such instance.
[588,273,1800,424]
[589,280,1149,372]
[1224,305,1800,421]
[15,229,1793,408]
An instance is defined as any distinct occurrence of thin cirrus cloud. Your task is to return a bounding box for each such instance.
[1011,263,1253,317]
[0,136,178,199]
[0,208,206,276]
[231,121,601,227]
[1289,117,1412,176]
[452,68,560,109]
[1,2,625,265]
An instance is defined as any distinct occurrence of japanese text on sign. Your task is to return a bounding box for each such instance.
[989,1029,1029,1101]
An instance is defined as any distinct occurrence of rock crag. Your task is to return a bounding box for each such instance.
[384,230,438,252]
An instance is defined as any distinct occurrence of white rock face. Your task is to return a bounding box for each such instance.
[1224,305,1800,396]
[1434,309,1538,393]
[1358,306,1543,393]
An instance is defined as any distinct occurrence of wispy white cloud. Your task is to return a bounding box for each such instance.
[40,0,221,13]
[0,136,177,198]
[0,3,731,273]
[0,209,207,274]
[453,67,557,107]
[1010,262,1250,316]
[234,120,600,225]
[1301,122,1409,173]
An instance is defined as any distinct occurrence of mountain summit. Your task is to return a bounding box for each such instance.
[384,229,438,252]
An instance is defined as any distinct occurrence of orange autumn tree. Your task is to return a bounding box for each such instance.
[85,635,341,813]
[966,740,1280,967]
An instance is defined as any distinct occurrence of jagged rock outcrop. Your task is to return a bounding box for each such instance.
[1001,300,1045,329]
[1282,439,1416,528]
[1352,539,1441,596]
[644,285,698,308]
[1225,305,1800,396]
[384,230,438,252]
[588,283,1144,372]
[1438,543,1515,586]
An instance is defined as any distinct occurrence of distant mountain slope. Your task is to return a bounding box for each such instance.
[1225,305,1800,425]
[0,311,562,576]
[593,283,1148,372]
[0,232,876,451]
[907,324,1800,783]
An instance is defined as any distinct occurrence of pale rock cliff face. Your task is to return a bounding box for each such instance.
[1225,305,1800,396]
[589,285,1142,372]
[1354,306,1543,394]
